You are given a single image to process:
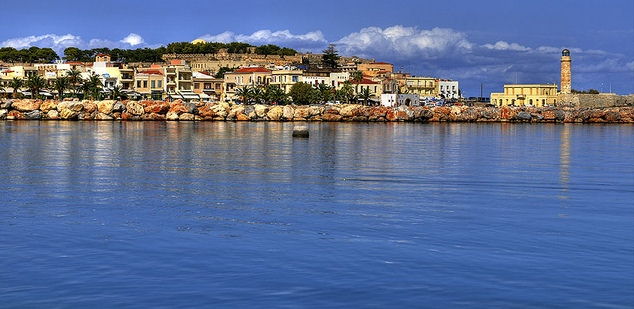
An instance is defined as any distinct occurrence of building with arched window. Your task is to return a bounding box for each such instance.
[490,84,558,107]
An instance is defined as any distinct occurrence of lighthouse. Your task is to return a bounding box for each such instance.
[560,49,571,94]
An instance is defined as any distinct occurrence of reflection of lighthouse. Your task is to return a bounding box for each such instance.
[560,49,571,94]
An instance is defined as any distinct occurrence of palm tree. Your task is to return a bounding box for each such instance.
[110,85,124,100]
[84,73,103,100]
[360,87,371,106]
[235,85,253,104]
[264,85,287,105]
[26,75,46,99]
[9,77,24,99]
[251,87,265,104]
[350,71,363,98]
[338,82,355,104]
[65,69,82,97]
[316,83,333,104]
[54,76,69,100]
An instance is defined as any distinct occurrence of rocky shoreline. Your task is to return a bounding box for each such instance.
[0,99,633,123]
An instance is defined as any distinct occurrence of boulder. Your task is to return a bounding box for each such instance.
[293,107,311,119]
[179,113,195,121]
[126,101,144,116]
[236,113,250,121]
[266,106,284,120]
[97,100,115,114]
[46,110,59,120]
[12,100,40,112]
[322,113,343,121]
[95,113,113,120]
[254,104,268,118]
[282,105,295,120]
[142,113,166,121]
[59,108,80,120]
[168,101,188,115]
[23,110,42,120]
[112,101,126,113]
[7,110,24,120]
[184,102,198,114]
[0,109,7,119]
[166,112,180,121]
[0,101,12,109]
[143,101,170,114]
[83,101,98,114]
[40,101,58,112]
[515,111,532,121]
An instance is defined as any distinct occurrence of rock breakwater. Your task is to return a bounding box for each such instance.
[1,99,633,123]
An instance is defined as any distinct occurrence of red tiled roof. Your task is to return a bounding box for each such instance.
[139,70,163,75]
[235,67,271,73]
[1,70,14,73]
[96,53,110,57]
[350,78,379,85]
[373,62,392,65]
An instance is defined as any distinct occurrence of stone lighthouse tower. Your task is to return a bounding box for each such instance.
[560,49,571,94]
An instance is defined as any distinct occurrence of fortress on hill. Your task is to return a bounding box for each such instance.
[162,46,373,72]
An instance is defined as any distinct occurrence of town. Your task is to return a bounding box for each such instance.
[0,40,460,107]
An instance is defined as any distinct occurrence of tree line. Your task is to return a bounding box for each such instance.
[233,81,373,105]
[0,47,59,63]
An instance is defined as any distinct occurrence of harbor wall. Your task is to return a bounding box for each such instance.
[1,99,633,123]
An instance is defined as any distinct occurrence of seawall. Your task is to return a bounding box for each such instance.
[1,99,633,123]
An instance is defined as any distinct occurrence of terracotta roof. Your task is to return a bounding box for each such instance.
[350,78,379,85]
[139,70,163,75]
[373,62,392,65]
[1,69,14,73]
[234,67,271,73]
[96,53,110,57]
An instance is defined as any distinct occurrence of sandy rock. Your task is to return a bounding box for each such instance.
[95,113,113,120]
[97,100,115,114]
[293,107,311,119]
[12,100,41,112]
[179,113,195,121]
[113,102,126,113]
[46,110,59,120]
[166,112,180,121]
[7,110,24,120]
[322,113,343,121]
[254,104,268,118]
[40,101,58,112]
[266,106,284,120]
[126,101,144,116]
[83,101,97,114]
[282,105,294,120]
[0,109,7,119]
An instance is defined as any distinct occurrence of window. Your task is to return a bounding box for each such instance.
[143,81,148,88]
[151,80,156,88]
[137,81,141,88]
[158,81,162,88]
[194,83,199,89]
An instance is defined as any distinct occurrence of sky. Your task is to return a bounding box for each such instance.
[0,0,633,96]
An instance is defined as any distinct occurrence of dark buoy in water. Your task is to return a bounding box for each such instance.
[292,126,309,138]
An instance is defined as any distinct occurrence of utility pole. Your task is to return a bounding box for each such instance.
[480,83,483,102]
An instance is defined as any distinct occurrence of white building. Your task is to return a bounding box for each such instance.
[438,79,460,99]
[381,94,420,107]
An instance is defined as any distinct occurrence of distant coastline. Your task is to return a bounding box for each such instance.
[1,99,633,123]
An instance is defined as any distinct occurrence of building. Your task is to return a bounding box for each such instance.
[134,68,164,100]
[380,94,420,107]
[164,60,195,100]
[358,62,394,77]
[437,79,460,99]
[490,84,558,107]
[404,77,437,98]
[192,71,223,101]
[560,49,571,94]
[223,67,271,102]
[350,78,383,101]
[270,69,302,93]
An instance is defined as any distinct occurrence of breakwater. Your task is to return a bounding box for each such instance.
[1,99,633,123]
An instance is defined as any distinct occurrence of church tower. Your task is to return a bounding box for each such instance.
[560,49,571,94]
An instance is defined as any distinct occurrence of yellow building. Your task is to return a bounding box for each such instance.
[223,67,271,102]
[404,77,437,97]
[270,69,302,93]
[350,78,383,99]
[490,84,558,107]
[134,69,164,99]
[357,62,394,77]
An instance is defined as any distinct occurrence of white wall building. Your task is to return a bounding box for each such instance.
[438,80,460,99]
[381,94,420,107]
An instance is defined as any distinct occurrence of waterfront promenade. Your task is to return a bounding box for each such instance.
[1,99,633,123]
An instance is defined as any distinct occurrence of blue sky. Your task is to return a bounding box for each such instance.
[1,0,633,96]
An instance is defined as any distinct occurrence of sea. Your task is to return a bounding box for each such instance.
[1,121,633,308]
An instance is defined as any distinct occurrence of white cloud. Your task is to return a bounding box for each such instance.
[120,33,144,46]
[0,33,148,55]
[198,29,327,50]
[1,34,82,50]
[482,41,531,52]
[336,26,474,60]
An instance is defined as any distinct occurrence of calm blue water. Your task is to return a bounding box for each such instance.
[0,121,632,308]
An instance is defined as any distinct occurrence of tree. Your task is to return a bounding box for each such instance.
[289,82,319,105]
[336,82,355,103]
[350,70,363,95]
[264,85,287,105]
[110,85,125,100]
[235,86,253,104]
[54,76,69,99]
[86,73,103,100]
[65,69,82,96]
[321,44,340,69]
[26,75,46,99]
[251,87,265,104]
[316,83,334,103]
[9,77,24,99]
[215,66,233,79]
[359,87,371,106]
